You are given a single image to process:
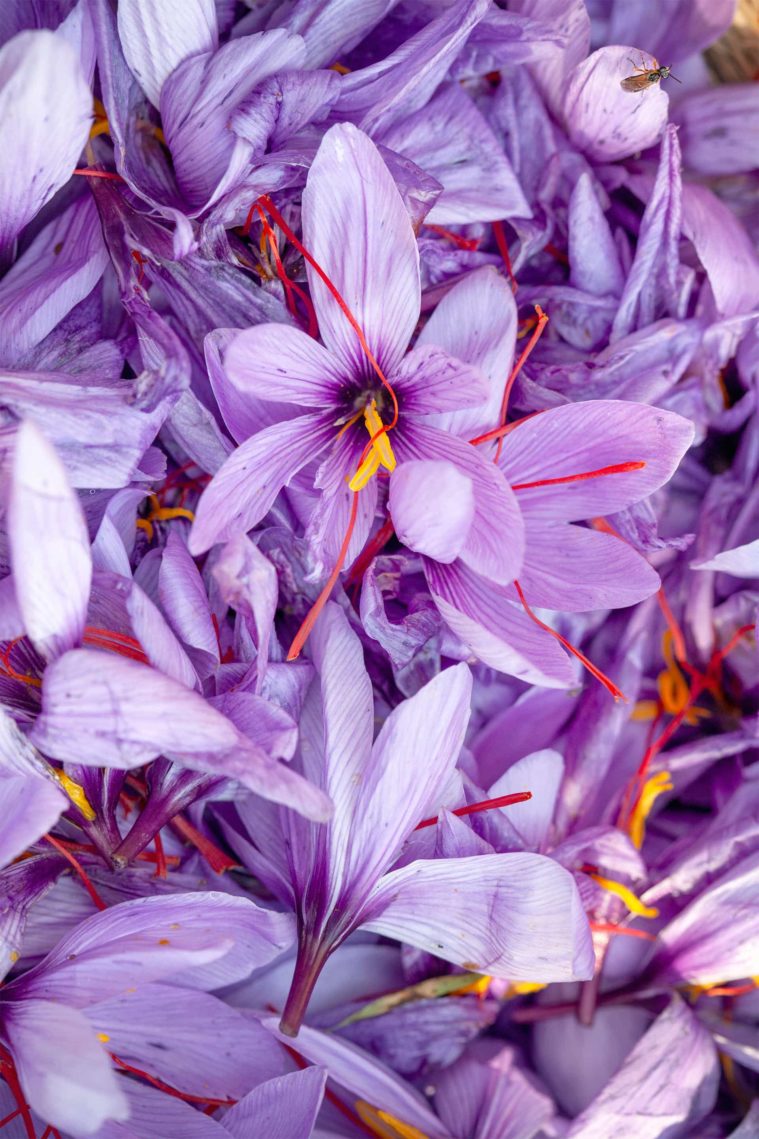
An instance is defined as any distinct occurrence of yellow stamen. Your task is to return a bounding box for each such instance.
[509,981,548,995]
[53,771,96,821]
[628,770,674,849]
[150,506,195,523]
[348,400,396,491]
[97,1032,110,1044]
[330,62,351,74]
[630,699,660,722]
[589,873,658,918]
[136,518,154,540]
[354,1102,430,1139]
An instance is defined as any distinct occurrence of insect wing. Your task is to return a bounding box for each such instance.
[620,73,652,92]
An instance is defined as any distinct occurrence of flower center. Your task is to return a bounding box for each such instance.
[348,400,397,491]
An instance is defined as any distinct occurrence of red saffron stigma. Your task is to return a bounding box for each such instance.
[72,168,125,181]
[82,626,150,665]
[511,460,646,492]
[287,491,361,661]
[544,242,569,265]
[513,581,625,700]
[0,1044,37,1139]
[415,790,532,830]
[169,814,239,874]
[0,637,42,688]
[424,223,480,251]
[492,220,518,291]
[346,517,396,586]
[110,1055,236,1108]
[656,588,688,665]
[152,831,168,879]
[494,305,549,463]
[43,834,107,911]
[256,208,319,337]
[589,922,656,941]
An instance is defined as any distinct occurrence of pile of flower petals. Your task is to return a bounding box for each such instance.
[0,0,758,1135]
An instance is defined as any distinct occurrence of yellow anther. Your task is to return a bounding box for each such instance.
[151,507,195,523]
[628,771,674,849]
[630,699,660,722]
[330,61,351,74]
[136,518,154,541]
[589,873,658,918]
[97,1032,110,1043]
[354,1102,430,1139]
[348,400,396,491]
[53,771,96,821]
[509,980,548,995]
[10,951,19,963]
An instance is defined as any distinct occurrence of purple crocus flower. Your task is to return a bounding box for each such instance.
[231,604,592,1035]
[190,122,522,600]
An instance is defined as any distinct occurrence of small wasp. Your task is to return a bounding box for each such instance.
[620,56,681,93]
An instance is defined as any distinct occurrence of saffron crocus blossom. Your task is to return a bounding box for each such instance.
[389,400,694,687]
[233,605,592,1035]
[190,122,522,596]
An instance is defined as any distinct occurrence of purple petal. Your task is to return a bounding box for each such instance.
[222,1067,326,1139]
[3,998,129,1134]
[381,83,530,224]
[417,266,518,438]
[426,560,576,687]
[158,529,219,674]
[0,30,91,257]
[211,534,278,688]
[568,173,624,298]
[519,522,661,611]
[500,400,695,522]
[563,45,668,162]
[364,853,594,981]
[281,1,398,69]
[435,1042,556,1139]
[693,538,759,578]
[30,649,333,819]
[92,1080,227,1139]
[681,183,759,317]
[302,122,420,377]
[565,998,718,1137]
[488,749,564,850]
[13,892,295,1006]
[392,343,490,415]
[676,85,759,177]
[0,773,65,870]
[189,413,335,555]
[7,421,92,661]
[223,322,347,406]
[606,0,735,65]
[390,460,475,563]
[400,425,525,585]
[116,0,217,108]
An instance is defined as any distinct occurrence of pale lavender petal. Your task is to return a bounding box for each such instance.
[400,425,525,585]
[189,413,335,555]
[223,322,347,406]
[435,1042,556,1139]
[472,688,576,788]
[693,538,759,578]
[563,45,668,162]
[568,173,624,298]
[7,421,91,661]
[565,998,718,1138]
[426,560,576,688]
[222,1068,326,1139]
[392,343,490,415]
[91,1080,227,1139]
[116,0,217,108]
[88,984,285,1101]
[0,30,91,257]
[606,0,735,65]
[158,529,218,671]
[519,522,660,611]
[501,400,695,522]
[676,85,759,177]
[390,460,475,563]
[281,0,398,68]
[121,575,198,689]
[488,749,564,851]
[30,649,333,819]
[14,893,294,1006]
[302,122,420,376]
[0,773,65,870]
[3,999,129,1135]
[364,853,594,981]
[416,266,517,438]
[381,83,530,225]
[211,534,277,689]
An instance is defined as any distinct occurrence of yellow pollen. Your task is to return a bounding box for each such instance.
[330,62,351,74]
[157,938,170,946]
[97,1032,110,1043]
[589,873,658,918]
[509,981,548,995]
[354,1102,430,1139]
[628,770,674,849]
[53,771,96,821]
[348,400,396,491]
[10,951,18,963]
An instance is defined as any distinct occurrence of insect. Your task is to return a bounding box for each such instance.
[620,56,681,93]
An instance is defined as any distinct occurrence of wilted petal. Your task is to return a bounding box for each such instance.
[390,460,475,564]
[8,421,92,660]
[501,400,695,522]
[565,998,718,1138]
[0,30,91,257]
[563,45,668,163]
[4,999,129,1136]
[364,853,594,981]
[222,1067,326,1139]
[302,122,420,377]
[117,0,217,108]
[189,413,335,554]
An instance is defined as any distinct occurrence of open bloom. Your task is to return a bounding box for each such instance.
[190,122,521,592]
